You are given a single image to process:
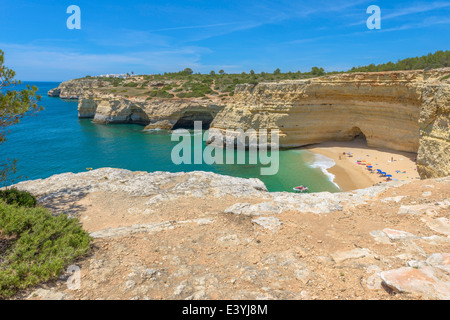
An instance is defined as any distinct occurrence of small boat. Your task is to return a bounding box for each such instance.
[293,185,309,192]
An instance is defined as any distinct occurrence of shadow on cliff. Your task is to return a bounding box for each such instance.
[306,135,418,162]
[40,186,91,218]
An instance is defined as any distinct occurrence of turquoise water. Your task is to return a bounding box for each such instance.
[1,82,340,193]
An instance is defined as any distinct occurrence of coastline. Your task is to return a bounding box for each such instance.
[306,152,340,189]
[304,139,420,191]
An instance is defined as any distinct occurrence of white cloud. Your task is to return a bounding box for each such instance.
[383,2,450,20]
[379,16,450,32]
[348,1,450,26]
[0,42,212,80]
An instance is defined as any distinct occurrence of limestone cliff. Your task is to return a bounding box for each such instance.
[417,80,450,178]
[78,93,225,129]
[52,69,449,179]
[208,69,450,178]
[48,79,112,99]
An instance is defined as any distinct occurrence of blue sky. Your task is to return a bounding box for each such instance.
[1,0,449,81]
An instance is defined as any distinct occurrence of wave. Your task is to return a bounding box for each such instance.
[308,153,340,189]
[171,129,203,136]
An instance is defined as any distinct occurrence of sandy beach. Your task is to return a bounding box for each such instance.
[304,138,420,191]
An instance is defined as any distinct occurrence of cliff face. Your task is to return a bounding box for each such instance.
[209,69,450,178]
[48,79,112,99]
[78,93,225,129]
[417,82,450,178]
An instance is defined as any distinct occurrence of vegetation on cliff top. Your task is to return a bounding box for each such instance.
[78,50,449,100]
[0,188,37,208]
[89,67,329,100]
[348,50,449,73]
[0,198,91,298]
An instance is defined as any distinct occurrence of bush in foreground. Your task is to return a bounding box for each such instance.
[0,200,91,298]
[0,188,37,208]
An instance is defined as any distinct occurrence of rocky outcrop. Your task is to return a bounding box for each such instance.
[47,88,61,97]
[13,168,268,200]
[48,79,112,99]
[78,93,225,129]
[9,169,450,300]
[208,68,450,178]
[417,80,450,178]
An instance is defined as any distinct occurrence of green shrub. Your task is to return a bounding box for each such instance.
[177,91,201,98]
[223,85,235,92]
[0,200,91,298]
[112,79,123,87]
[147,90,174,99]
[0,188,37,208]
[349,50,450,72]
[179,82,214,97]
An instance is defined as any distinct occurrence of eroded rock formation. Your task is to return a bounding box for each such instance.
[417,80,450,178]
[208,68,450,178]
[51,69,450,178]
[48,79,112,99]
[78,93,225,129]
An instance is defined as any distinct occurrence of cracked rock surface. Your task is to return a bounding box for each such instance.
[9,168,450,300]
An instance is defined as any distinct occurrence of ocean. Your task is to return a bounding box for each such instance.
[1,81,340,193]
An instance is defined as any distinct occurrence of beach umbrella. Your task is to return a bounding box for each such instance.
[386,174,392,177]
[381,172,387,175]
[367,166,373,168]
[366,163,372,166]
[377,169,382,172]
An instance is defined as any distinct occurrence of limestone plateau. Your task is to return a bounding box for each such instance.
[49,68,450,179]
[12,168,450,300]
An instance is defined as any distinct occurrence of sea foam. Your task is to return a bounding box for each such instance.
[308,153,340,189]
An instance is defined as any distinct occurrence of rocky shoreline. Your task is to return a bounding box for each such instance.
[209,69,450,179]
[49,68,450,180]
[10,168,450,300]
[78,93,225,130]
